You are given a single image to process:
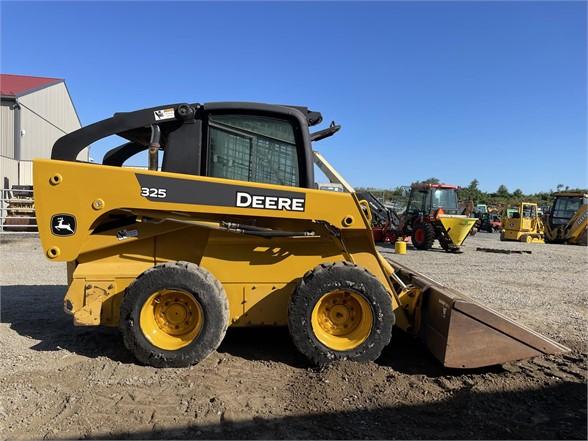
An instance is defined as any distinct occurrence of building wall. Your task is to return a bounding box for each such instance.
[0,156,19,188]
[0,157,34,187]
[1,101,15,158]
[18,82,85,161]
[19,160,33,185]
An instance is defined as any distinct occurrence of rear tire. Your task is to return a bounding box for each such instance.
[120,261,229,368]
[411,223,435,250]
[288,262,394,366]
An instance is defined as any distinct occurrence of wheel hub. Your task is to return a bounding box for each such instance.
[311,290,373,351]
[140,289,203,350]
[316,293,361,336]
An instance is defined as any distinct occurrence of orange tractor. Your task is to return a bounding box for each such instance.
[365,183,476,252]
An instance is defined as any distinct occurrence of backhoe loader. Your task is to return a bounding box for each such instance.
[33,102,567,368]
[544,191,588,245]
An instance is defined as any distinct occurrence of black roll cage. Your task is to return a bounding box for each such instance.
[52,102,329,189]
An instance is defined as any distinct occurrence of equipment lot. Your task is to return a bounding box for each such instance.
[0,234,586,440]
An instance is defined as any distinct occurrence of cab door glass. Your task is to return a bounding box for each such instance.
[207,114,300,187]
[408,190,427,214]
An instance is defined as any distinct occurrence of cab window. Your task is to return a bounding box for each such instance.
[408,190,427,213]
[430,189,458,210]
[207,114,300,187]
[552,197,582,221]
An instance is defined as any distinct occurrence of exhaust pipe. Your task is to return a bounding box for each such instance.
[148,124,161,171]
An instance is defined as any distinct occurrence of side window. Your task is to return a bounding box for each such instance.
[207,114,300,187]
[408,190,427,213]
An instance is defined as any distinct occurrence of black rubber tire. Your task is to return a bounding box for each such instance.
[411,222,435,250]
[120,261,229,368]
[500,232,506,241]
[288,261,394,366]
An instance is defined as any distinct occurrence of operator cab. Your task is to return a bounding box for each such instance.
[406,183,460,216]
[549,193,587,226]
[51,102,340,190]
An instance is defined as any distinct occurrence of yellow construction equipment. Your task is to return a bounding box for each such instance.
[33,102,567,368]
[544,191,588,245]
[500,202,545,243]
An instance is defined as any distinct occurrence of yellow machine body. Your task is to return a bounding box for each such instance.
[501,202,545,243]
[33,158,568,368]
[544,192,588,246]
[437,215,477,247]
[35,159,408,329]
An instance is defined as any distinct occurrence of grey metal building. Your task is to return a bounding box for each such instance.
[0,74,85,188]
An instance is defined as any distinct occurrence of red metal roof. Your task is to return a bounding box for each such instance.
[0,74,62,97]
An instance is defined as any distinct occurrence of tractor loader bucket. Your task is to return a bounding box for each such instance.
[438,215,477,247]
[388,258,569,368]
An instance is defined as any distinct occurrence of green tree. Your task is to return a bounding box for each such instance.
[497,184,510,197]
[513,188,523,197]
[466,179,481,201]
[412,177,440,185]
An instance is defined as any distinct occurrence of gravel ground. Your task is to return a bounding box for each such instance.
[0,234,586,440]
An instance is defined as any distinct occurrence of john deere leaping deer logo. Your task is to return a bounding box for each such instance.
[51,214,76,236]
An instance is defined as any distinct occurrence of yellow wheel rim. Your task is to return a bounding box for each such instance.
[139,289,203,351]
[311,290,373,351]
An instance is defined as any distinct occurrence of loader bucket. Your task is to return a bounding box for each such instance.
[438,215,477,247]
[388,258,569,368]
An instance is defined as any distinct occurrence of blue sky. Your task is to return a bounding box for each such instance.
[1,1,586,193]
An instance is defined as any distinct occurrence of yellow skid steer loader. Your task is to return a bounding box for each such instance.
[33,102,567,368]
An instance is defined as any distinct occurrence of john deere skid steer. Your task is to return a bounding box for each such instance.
[34,102,567,368]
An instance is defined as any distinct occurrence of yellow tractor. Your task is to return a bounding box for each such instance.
[544,191,588,245]
[33,102,567,368]
[500,202,545,243]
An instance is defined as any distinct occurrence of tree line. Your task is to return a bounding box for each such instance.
[357,177,587,209]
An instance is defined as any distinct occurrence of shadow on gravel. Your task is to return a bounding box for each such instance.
[92,381,586,440]
[0,285,510,377]
[1,285,309,366]
[0,284,135,363]
[217,327,308,368]
[377,330,504,377]
[0,285,502,376]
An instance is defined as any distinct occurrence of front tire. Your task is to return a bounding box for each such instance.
[120,261,229,368]
[288,262,394,366]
